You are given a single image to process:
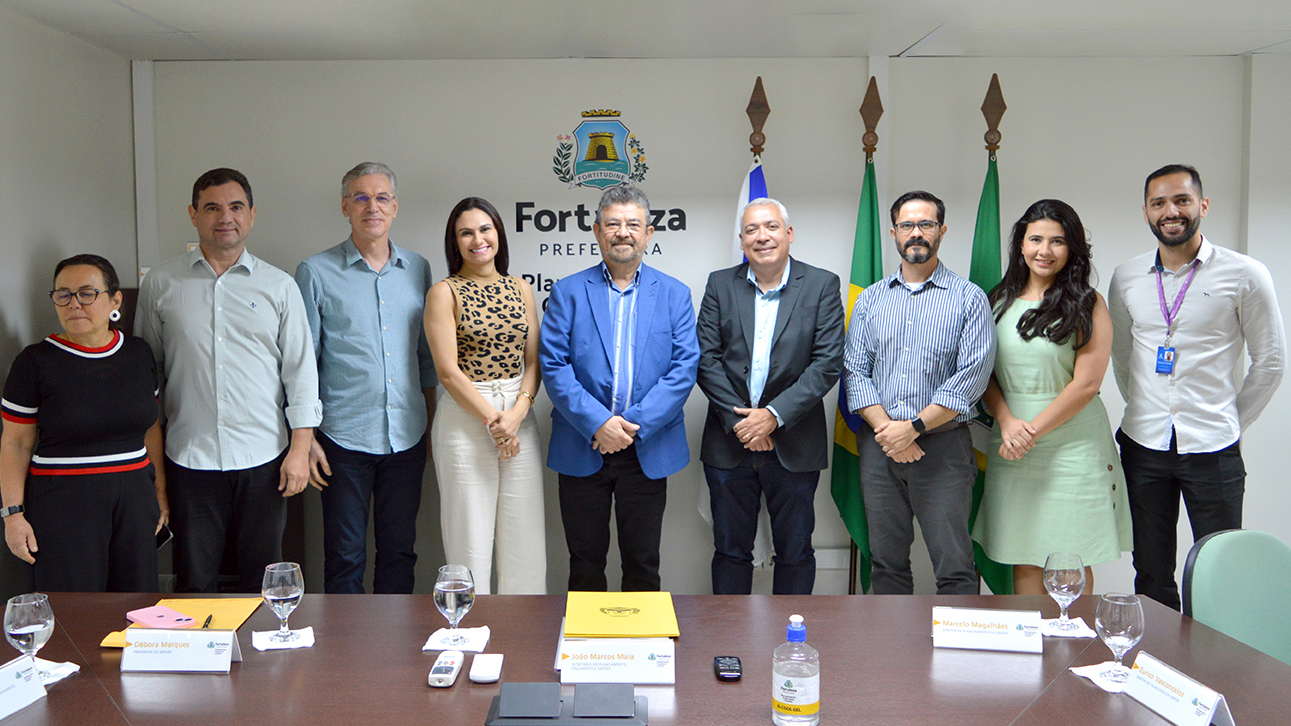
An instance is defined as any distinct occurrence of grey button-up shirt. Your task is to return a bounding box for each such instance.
[137,246,322,470]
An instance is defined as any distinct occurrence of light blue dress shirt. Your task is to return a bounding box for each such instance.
[746,260,792,426]
[295,237,437,455]
[603,263,640,417]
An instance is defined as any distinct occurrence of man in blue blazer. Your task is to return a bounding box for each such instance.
[696,199,844,594]
[540,184,699,592]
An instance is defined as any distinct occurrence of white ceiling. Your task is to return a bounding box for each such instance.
[3,0,1290,61]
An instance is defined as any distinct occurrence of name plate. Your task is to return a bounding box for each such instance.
[559,638,675,684]
[1126,652,1236,726]
[122,628,243,673]
[931,607,1042,653]
[0,656,45,719]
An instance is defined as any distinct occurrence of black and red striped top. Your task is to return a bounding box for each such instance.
[2,331,158,476]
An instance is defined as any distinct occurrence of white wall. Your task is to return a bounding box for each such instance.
[142,53,1291,597]
[1241,54,1291,556]
[0,5,137,599]
[150,58,870,594]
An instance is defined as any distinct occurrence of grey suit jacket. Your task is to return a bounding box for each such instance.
[695,257,845,472]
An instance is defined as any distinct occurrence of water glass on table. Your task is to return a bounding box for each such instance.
[262,562,304,643]
[5,593,54,680]
[434,564,475,648]
[1095,593,1144,683]
[1043,552,1086,631]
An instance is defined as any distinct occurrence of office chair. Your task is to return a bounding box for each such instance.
[1182,528,1291,666]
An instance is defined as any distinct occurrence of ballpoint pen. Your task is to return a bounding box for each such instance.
[202,615,213,629]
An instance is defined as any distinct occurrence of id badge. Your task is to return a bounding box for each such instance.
[1156,346,1175,374]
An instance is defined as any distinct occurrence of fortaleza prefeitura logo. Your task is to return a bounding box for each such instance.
[553,110,647,189]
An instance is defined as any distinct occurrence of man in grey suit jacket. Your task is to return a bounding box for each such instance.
[696,198,845,594]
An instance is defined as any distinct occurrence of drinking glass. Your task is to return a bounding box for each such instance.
[262,562,304,643]
[434,564,475,648]
[1043,552,1086,631]
[1095,593,1144,683]
[5,593,55,680]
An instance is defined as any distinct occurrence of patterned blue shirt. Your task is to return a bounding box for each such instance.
[843,263,996,422]
[295,237,437,454]
[603,263,640,416]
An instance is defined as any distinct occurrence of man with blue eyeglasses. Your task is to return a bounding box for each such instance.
[843,190,996,595]
[295,162,437,594]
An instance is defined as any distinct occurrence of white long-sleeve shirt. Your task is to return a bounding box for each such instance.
[1109,237,1286,453]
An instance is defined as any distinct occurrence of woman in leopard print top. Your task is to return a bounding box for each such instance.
[424,197,547,595]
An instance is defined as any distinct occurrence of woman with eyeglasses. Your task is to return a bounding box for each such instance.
[424,197,547,595]
[0,254,166,591]
[970,200,1131,594]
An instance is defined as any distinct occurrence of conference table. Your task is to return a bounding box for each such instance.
[13,592,1290,725]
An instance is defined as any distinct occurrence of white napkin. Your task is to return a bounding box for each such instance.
[33,657,80,685]
[251,626,315,651]
[422,625,491,652]
[1040,616,1097,638]
[1071,661,1129,693]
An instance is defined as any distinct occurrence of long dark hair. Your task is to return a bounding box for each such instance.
[987,199,1095,349]
[443,197,508,276]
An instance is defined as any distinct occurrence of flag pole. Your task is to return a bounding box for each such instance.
[746,76,770,157]
[967,73,1013,594]
[841,77,884,595]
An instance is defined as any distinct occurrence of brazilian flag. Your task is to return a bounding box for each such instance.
[967,155,1013,595]
[830,158,884,593]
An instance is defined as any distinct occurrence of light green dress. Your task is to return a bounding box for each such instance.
[971,300,1132,567]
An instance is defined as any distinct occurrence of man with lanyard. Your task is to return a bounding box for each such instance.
[843,190,996,595]
[295,162,436,594]
[1109,164,1286,610]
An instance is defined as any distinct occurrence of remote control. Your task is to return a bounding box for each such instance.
[428,650,465,687]
[469,653,504,683]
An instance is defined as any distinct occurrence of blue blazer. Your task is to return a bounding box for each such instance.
[539,263,699,480]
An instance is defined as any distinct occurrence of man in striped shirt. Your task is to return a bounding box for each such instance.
[843,190,996,595]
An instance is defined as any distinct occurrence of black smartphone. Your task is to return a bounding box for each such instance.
[155,523,173,550]
[714,655,742,682]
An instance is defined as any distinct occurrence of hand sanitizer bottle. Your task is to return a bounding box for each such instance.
[772,614,819,725]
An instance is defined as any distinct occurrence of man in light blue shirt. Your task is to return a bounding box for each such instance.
[843,190,995,595]
[295,162,437,594]
[696,198,844,594]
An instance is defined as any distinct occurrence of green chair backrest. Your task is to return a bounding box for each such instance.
[1182,529,1291,666]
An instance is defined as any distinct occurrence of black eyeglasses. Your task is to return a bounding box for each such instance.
[50,289,107,306]
[895,221,940,234]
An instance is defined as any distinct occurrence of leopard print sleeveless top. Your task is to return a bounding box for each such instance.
[447,274,528,382]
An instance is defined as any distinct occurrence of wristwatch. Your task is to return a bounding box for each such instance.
[911,417,927,435]
[0,504,24,518]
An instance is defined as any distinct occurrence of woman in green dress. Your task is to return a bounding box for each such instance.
[972,199,1132,595]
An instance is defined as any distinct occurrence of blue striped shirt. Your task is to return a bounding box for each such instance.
[603,263,640,416]
[843,263,996,422]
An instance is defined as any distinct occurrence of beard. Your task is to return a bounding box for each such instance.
[900,235,939,264]
[1150,214,1201,247]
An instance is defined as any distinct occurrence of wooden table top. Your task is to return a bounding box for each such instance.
[19,592,1290,725]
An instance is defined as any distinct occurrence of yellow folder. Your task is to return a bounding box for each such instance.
[563,591,679,638]
[99,598,263,648]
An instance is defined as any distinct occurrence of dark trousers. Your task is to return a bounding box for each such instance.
[167,452,288,594]
[705,452,818,594]
[857,425,978,595]
[25,468,160,593]
[318,433,426,594]
[1117,429,1245,611]
[559,445,667,592]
